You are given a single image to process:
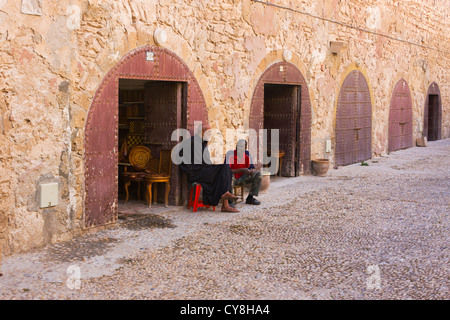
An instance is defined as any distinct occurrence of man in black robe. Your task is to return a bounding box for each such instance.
[177,124,239,212]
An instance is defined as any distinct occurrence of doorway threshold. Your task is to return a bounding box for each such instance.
[118,200,182,219]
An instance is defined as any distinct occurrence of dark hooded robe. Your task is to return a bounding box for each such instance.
[178,134,232,206]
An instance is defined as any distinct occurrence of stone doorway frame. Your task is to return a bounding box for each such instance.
[249,61,312,175]
[84,46,208,228]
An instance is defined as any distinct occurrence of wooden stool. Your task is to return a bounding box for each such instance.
[188,183,215,212]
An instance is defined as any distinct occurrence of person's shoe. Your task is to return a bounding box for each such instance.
[245,197,261,205]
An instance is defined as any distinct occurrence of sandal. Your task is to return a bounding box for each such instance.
[221,206,239,212]
[221,191,239,200]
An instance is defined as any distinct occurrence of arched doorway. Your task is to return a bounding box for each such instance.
[84,46,208,228]
[423,82,442,142]
[335,70,372,166]
[388,79,413,152]
[249,62,311,176]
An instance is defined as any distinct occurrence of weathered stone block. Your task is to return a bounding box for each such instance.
[416,137,427,147]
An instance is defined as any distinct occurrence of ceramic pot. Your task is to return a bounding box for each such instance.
[311,159,330,177]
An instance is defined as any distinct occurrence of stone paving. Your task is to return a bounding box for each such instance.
[0,139,449,300]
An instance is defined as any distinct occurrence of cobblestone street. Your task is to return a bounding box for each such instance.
[0,140,449,300]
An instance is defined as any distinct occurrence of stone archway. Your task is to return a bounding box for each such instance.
[249,61,312,176]
[335,70,372,166]
[423,82,442,142]
[84,46,208,228]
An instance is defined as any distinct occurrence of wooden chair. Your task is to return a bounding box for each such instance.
[122,146,153,204]
[233,184,245,203]
[144,149,172,207]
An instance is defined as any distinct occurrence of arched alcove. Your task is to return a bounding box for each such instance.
[249,61,312,176]
[84,46,208,228]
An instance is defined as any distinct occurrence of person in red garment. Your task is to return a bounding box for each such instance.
[225,139,262,206]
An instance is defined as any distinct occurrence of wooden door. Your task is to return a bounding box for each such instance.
[85,79,118,228]
[144,81,185,205]
[389,79,413,152]
[264,84,299,176]
[336,70,372,166]
[423,82,442,142]
[427,95,439,141]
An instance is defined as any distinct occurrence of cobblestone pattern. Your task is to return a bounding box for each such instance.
[0,140,448,299]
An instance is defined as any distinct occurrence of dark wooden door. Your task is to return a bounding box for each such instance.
[427,95,439,141]
[423,82,442,142]
[336,70,372,166]
[389,79,413,152]
[264,84,299,177]
[144,81,185,205]
[294,86,302,176]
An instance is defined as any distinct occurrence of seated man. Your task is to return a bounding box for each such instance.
[177,124,239,212]
[225,139,262,205]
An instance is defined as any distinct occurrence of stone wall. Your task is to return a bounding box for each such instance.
[0,0,449,255]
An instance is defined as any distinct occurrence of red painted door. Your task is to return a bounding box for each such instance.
[336,70,372,166]
[85,78,118,228]
[389,79,413,152]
